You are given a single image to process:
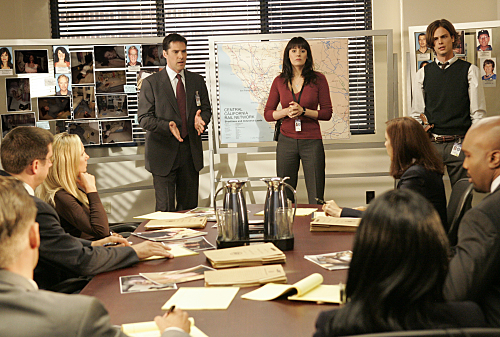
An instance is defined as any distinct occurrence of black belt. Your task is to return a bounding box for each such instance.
[431,134,465,143]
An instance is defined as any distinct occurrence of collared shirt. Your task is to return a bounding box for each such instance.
[23,182,35,196]
[491,174,500,193]
[166,66,185,98]
[411,55,486,125]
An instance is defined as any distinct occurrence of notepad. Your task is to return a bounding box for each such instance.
[144,217,208,230]
[122,317,208,337]
[134,211,197,220]
[162,287,240,310]
[241,273,342,304]
[310,216,360,232]
[254,208,318,216]
[204,264,287,287]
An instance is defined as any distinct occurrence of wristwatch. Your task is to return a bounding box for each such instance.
[302,107,306,116]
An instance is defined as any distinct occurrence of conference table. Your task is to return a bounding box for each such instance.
[80,205,355,337]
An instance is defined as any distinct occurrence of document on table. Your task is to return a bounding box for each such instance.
[310,216,360,232]
[121,317,207,337]
[134,211,196,220]
[204,264,287,287]
[141,245,197,261]
[162,287,240,310]
[254,208,318,216]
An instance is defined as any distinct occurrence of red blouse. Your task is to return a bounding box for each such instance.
[264,72,332,139]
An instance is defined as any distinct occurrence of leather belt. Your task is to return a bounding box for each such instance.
[431,134,465,143]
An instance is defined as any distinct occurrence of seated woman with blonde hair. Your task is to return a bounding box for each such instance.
[37,132,110,240]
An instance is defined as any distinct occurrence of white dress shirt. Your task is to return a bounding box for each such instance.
[166,66,185,98]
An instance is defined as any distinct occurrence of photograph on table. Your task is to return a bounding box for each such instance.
[70,51,94,84]
[53,45,71,73]
[95,70,126,93]
[0,47,13,75]
[119,275,177,294]
[142,44,161,67]
[1,112,35,138]
[67,120,100,145]
[38,96,71,120]
[126,45,141,70]
[14,49,49,74]
[94,45,126,69]
[96,94,128,118]
[480,57,497,87]
[100,119,133,144]
[5,78,30,112]
[136,68,160,90]
[55,73,72,96]
[72,86,96,119]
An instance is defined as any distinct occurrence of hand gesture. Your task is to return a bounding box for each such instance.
[169,121,183,142]
[155,308,191,333]
[288,101,303,119]
[194,110,206,136]
[77,172,97,193]
[323,199,342,217]
[131,241,173,260]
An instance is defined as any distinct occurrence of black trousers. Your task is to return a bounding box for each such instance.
[152,140,199,212]
[433,141,467,187]
[276,134,325,204]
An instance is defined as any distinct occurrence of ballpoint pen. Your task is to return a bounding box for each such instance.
[315,198,326,205]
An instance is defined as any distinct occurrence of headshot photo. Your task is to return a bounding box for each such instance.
[67,121,100,145]
[482,58,497,81]
[6,78,30,112]
[126,45,141,67]
[38,96,71,120]
[96,94,128,118]
[70,51,94,84]
[72,86,96,119]
[1,112,36,138]
[94,45,126,68]
[95,70,126,93]
[415,33,431,54]
[0,47,14,74]
[101,119,133,144]
[477,29,493,52]
[14,49,49,74]
[142,44,160,66]
[55,73,72,96]
[53,45,71,73]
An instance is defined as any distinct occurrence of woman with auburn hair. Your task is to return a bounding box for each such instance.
[324,117,447,229]
[314,189,485,337]
[37,132,110,240]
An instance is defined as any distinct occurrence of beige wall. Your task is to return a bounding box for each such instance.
[0,0,51,39]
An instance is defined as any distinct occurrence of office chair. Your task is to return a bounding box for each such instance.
[349,328,500,337]
[446,178,473,246]
[109,222,141,238]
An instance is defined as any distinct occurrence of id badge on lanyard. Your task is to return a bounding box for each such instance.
[291,84,305,132]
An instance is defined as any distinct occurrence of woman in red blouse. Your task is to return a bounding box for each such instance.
[264,36,333,204]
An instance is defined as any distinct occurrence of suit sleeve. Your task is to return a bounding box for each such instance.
[35,198,139,276]
[444,207,500,301]
[397,168,426,196]
[138,77,173,136]
[77,297,128,337]
[340,208,363,218]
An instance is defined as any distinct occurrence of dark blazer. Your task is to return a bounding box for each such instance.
[138,68,211,176]
[341,165,447,229]
[444,186,500,326]
[313,301,486,337]
[33,196,139,289]
[0,270,188,337]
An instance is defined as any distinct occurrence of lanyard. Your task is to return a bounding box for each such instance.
[291,82,305,104]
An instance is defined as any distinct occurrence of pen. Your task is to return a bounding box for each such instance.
[167,305,175,314]
[315,198,326,205]
[103,242,120,247]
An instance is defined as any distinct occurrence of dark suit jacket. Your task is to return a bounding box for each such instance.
[138,68,211,176]
[444,186,500,326]
[33,196,139,289]
[0,270,188,337]
[341,165,447,229]
[313,301,486,337]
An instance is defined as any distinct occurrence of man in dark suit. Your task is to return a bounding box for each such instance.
[138,33,211,212]
[0,127,173,290]
[444,116,500,326]
[0,177,190,337]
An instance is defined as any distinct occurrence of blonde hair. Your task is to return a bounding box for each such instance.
[37,133,88,207]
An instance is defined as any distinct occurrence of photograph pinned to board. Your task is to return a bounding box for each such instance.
[100,119,133,144]
[1,112,36,138]
[119,275,177,294]
[0,47,14,75]
[67,121,100,146]
[136,68,160,90]
[37,120,67,136]
[70,51,94,85]
[53,46,71,73]
[477,28,493,59]
[415,32,432,69]
[417,60,431,69]
[96,94,128,118]
[95,70,126,93]
[55,73,72,96]
[14,49,49,74]
[94,45,126,69]
[454,30,465,56]
[480,57,497,87]
[142,44,161,67]
[126,45,141,71]
[72,86,96,119]
[5,78,31,112]
[38,96,71,120]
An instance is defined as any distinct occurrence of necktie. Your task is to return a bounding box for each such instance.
[440,62,449,70]
[176,73,188,138]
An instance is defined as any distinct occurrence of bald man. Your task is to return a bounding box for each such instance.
[444,116,500,326]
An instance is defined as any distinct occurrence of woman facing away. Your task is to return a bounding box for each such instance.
[264,36,332,204]
[324,117,448,230]
[313,189,486,337]
[37,133,110,240]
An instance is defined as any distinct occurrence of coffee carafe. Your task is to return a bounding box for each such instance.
[213,179,249,241]
[261,177,297,242]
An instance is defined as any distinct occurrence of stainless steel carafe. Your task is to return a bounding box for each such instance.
[214,179,249,240]
[261,177,297,240]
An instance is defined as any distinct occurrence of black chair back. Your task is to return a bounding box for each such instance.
[447,178,474,246]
